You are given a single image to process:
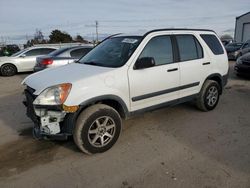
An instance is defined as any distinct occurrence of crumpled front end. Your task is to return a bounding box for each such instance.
[23,86,70,140]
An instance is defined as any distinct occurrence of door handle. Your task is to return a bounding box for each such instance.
[167,68,178,72]
[202,62,210,65]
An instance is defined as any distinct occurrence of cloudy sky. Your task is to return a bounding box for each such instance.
[0,0,249,44]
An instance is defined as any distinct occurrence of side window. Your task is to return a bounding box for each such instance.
[176,35,203,62]
[39,48,56,55]
[138,35,173,66]
[200,34,224,55]
[70,48,92,58]
[24,48,55,56]
[24,49,43,56]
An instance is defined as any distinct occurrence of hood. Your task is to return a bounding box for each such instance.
[0,56,15,62]
[240,53,250,62]
[225,47,239,53]
[22,63,114,95]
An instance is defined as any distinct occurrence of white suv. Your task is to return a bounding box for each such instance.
[22,29,228,154]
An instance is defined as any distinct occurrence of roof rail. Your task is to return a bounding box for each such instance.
[143,28,215,37]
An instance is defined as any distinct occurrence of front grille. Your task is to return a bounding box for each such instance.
[24,87,39,123]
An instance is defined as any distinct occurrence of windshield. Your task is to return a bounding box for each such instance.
[10,49,27,57]
[78,36,142,68]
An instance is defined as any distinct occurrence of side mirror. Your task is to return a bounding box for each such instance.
[134,57,155,70]
[20,54,26,58]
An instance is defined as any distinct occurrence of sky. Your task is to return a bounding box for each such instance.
[0,0,249,44]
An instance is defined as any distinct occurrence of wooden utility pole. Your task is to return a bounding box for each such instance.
[95,21,99,43]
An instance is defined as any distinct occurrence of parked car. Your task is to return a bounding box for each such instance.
[22,29,228,154]
[234,52,250,77]
[233,39,250,59]
[221,39,233,46]
[0,44,20,57]
[34,46,93,72]
[0,46,58,76]
[225,42,243,60]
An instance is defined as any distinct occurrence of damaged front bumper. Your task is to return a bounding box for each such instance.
[23,87,71,140]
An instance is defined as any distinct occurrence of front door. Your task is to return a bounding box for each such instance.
[128,35,180,112]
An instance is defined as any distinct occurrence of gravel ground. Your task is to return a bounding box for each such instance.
[0,62,249,188]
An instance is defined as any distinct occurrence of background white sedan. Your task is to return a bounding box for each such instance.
[0,46,58,76]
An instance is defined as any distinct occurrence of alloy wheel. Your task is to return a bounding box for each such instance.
[87,116,116,148]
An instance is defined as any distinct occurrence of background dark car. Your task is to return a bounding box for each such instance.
[0,44,20,57]
[234,52,250,77]
[233,39,250,60]
[34,45,93,71]
[225,42,243,60]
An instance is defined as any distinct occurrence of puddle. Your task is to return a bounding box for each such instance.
[0,138,59,178]
[18,127,33,137]
[0,127,80,178]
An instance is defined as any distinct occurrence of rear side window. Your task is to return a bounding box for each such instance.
[39,48,56,55]
[176,35,203,61]
[200,34,224,55]
[25,48,55,56]
[139,35,173,66]
[70,48,92,58]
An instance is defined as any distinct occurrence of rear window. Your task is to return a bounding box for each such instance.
[49,47,70,56]
[70,48,92,58]
[200,34,224,55]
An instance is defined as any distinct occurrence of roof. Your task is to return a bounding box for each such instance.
[27,46,59,50]
[236,11,250,19]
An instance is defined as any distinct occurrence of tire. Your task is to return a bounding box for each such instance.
[196,80,220,112]
[0,64,17,76]
[73,104,122,154]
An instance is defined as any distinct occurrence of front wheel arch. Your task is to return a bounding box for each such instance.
[61,95,129,134]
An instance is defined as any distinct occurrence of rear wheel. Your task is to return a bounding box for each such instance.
[196,80,220,111]
[73,104,122,154]
[0,64,17,76]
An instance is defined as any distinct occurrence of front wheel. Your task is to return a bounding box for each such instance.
[0,64,17,76]
[196,80,220,111]
[73,104,122,154]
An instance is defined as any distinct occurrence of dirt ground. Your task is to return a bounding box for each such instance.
[0,61,249,188]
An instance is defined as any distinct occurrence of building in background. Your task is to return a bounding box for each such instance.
[234,12,250,42]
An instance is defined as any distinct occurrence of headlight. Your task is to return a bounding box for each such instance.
[33,83,72,105]
[234,51,239,56]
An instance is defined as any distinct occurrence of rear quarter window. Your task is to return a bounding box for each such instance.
[200,34,224,55]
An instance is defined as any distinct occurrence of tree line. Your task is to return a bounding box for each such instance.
[26,29,90,47]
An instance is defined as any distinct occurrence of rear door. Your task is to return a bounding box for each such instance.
[18,48,55,71]
[176,34,207,98]
[128,35,180,111]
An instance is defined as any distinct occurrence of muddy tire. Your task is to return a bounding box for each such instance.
[196,80,220,111]
[0,63,17,76]
[73,104,122,154]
